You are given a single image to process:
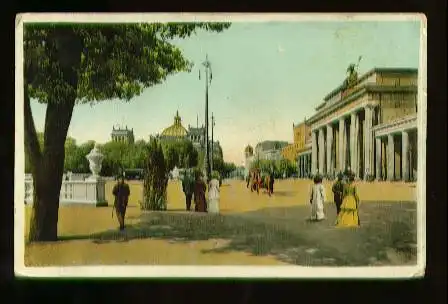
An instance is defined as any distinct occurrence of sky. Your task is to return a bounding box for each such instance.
[30,20,421,165]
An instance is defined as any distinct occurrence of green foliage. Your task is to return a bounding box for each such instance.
[142,137,168,211]
[221,162,237,178]
[250,158,296,178]
[64,140,95,173]
[99,140,149,176]
[160,139,198,171]
[25,23,231,105]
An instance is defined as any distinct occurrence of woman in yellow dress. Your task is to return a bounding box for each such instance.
[335,171,360,227]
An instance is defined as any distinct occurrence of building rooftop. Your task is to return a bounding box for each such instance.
[161,111,188,137]
[323,67,418,102]
[256,140,289,151]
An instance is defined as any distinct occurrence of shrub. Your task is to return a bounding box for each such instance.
[365,174,376,182]
[142,137,168,211]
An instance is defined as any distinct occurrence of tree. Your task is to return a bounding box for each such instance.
[24,22,231,242]
[142,137,168,211]
[221,162,237,179]
[161,139,198,170]
[99,140,130,176]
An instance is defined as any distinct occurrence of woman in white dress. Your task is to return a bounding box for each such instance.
[309,175,326,221]
[208,174,221,214]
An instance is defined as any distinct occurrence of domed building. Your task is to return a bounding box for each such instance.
[160,111,188,141]
[158,111,222,158]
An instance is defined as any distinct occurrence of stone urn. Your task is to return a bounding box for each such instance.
[86,144,104,179]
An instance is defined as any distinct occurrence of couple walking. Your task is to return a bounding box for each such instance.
[309,170,360,227]
[182,170,220,214]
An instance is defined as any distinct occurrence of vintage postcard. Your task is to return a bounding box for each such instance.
[15,13,427,278]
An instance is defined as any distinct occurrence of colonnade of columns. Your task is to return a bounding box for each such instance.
[297,153,312,178]
[311,105,417,181]
[311,105,375,179]
[374,129,416,182]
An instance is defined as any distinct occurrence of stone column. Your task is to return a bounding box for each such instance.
[307,154,311,177]
[402,131,409,181]
[375,137,382,180]
[302,156,306,178]
[326,124,333,177]
[311,131,318,175]
[297,157,300,178]
[364,106,373,178]
[350,112,356,173]
[387,134,395,181]
[318,128,325,175]
[338,118,345,173]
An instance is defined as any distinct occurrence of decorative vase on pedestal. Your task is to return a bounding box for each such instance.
[85,144,108,207]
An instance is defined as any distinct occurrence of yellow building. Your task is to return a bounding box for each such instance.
[281,121,313,177]
[292,121,312,177]
[281,144,296,162]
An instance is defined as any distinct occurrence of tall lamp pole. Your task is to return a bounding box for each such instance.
[199,54,213,182]
[211,113,215,173]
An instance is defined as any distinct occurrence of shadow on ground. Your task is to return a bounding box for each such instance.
[58,200,417,267]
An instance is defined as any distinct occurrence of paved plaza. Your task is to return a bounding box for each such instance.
[24,179,417,266]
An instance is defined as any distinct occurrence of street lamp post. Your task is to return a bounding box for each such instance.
[211,113,215,173]
[199,54,213,182]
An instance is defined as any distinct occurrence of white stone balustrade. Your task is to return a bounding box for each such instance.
[25,179,107,206]
[25,145,108,206]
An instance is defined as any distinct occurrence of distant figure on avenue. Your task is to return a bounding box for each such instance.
[182,170,195,211]
[332,172,345,216]
[112,174,130,230]
[268,171,275,196]
[208,173,220,214]
[194,170,207,212]
[309,175,326,221]
[335,171,361,228]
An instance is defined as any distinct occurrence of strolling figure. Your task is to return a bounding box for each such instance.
[112,174,131,230]
[182,170,195,211]
[309,175,326,221]
[335,171,361,228]
[332,172,345,216]
[268,171,275,196]
[208,172,220,214]
[193,170,207,213]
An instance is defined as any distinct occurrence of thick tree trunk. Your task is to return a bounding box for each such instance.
[26,28,81,242]
[26,93,76,242]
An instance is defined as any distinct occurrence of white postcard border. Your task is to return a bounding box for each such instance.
[14,13,427,278]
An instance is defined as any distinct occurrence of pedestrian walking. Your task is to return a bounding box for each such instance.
[193,170,207,213]
[182,170,195,211]
[332,172,345,216]
[335,171,361,228]
[112,173,131,230]
[208,172,220,214]
[309,174,326,221]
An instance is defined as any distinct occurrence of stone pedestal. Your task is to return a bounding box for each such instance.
[84,176,108,207]
[85,144,108,207]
